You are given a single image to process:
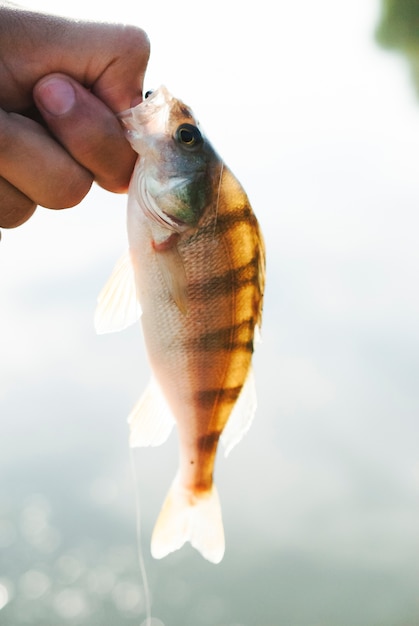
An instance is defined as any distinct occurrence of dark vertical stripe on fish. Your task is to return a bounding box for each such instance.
[189,256,261,300]
[197,430,222,452]
[196,385,243,409]
[186,205,256,240]
[194,319,255,353]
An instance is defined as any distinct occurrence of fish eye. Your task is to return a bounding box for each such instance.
[144,90,154,99]
[175,123,203,150]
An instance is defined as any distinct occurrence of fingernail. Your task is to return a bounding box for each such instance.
[36,77,76,116]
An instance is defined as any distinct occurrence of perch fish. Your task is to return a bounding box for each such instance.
[95,86,265,564]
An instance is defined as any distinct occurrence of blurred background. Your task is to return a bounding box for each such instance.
[1,0,419,624]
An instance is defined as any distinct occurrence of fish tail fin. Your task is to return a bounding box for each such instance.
[151,474,225,564]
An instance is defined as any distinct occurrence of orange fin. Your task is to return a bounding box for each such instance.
[128,377,175,447]
[94,251,141,334]
[221,367,257,457]
[151,474,225,564]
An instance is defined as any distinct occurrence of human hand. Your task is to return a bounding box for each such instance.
[0,3,149,228]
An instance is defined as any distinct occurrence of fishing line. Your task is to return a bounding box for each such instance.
[129,445,152,626]
[212,161,224,240]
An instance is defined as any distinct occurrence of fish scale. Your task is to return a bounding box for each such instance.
[95,86,265,563]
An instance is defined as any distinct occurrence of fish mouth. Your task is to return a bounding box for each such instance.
[118,86,172,138]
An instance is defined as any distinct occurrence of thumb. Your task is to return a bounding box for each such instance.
[34,74,137,192]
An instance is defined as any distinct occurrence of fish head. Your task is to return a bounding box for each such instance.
[119,86,221,232]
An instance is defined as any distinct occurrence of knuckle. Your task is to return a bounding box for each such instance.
[0,180,37,228]
[0,112,93,212]
[94,146,136,193]
[0,113,18,155]
[43,169,93,209]
[97,174,129,194]
[120,25,150,61]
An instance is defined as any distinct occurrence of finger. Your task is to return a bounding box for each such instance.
[0,177,36,228]
[85,24,150,112]
[0,109,93,209]
[2,11,150,114]
[34,74,137,193]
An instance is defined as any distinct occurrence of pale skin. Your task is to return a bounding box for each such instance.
[0,2,150,228]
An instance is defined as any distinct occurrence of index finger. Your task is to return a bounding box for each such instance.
[86,24,151,112]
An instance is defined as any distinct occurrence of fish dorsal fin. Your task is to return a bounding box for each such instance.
[128,376,175,447]
[221,367,257,457]
[154,241,188,315]
[94,251,141,334]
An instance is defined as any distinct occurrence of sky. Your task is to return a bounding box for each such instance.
[1,1,419,625]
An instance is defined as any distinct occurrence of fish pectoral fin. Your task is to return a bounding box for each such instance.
[94,250,141,334]
[151,474,225,564]
[128,377,175,447]
[155,245,188,315]
[221,367,257,457]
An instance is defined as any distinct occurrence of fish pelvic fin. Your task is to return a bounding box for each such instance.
[151,474,225,564]
[154,241,188,315]
[128,377,175,447]
[94,251,141,334]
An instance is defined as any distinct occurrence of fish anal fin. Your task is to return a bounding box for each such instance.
[128,377,175,447]
[151,474,225,564]
[221,367,257,457]
[94,251,141,334]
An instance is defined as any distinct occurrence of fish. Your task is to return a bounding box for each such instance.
[94,86,265,564]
